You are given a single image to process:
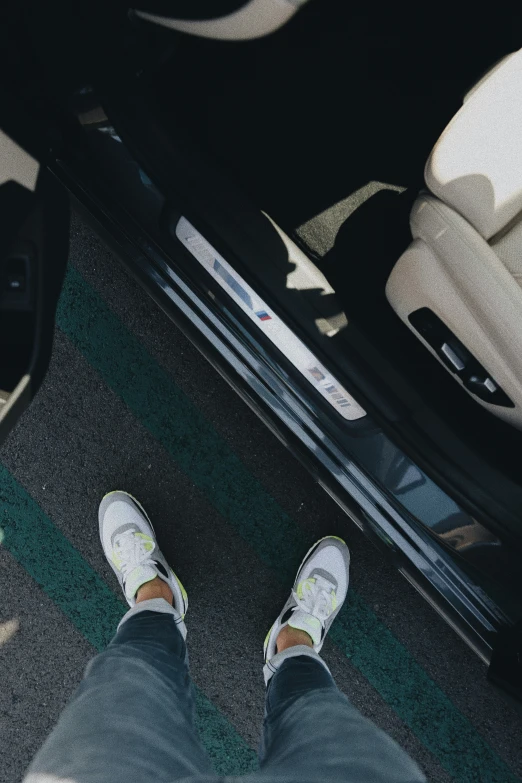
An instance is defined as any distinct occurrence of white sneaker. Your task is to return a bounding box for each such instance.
[99,491,188,615]
[264,536,350,663]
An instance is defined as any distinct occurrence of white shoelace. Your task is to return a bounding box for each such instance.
[113,529,156,579]
[293,574,336,622]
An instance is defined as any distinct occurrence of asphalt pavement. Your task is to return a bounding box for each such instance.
[0,215,521,783]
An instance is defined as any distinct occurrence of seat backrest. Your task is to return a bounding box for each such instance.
[424,48,522,241]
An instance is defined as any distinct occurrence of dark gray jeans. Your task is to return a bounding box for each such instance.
[24,599,425,783]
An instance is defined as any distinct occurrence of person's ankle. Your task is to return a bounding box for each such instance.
[276,625,313,653]
[135,576,174,605]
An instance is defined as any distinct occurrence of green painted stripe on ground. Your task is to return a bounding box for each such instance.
[0,465,256,776]
[56,263,520,783]
[57,265,304,577]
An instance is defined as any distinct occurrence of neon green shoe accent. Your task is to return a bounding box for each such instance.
[134,532,154,552]
[327,535,347,545]
[297,574,337,610]
[102,490,124,500]
[173,571,189,618]
[301,615,321,631]
[264,625,273,651]
[111,531,154,571]
[296,577,316,599]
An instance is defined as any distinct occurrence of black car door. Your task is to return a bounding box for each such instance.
[0,88,69,445]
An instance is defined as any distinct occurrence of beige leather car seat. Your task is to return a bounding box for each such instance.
[386,49,522,429]
[135,0,309,40]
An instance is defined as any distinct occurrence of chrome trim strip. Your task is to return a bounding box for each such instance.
[176,216,366,421]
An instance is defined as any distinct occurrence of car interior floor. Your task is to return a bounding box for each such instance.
[149,0,522,483]
[154,1,513,235]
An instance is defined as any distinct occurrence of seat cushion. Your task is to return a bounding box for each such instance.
[386,195,522,429]
[425,48,522,240]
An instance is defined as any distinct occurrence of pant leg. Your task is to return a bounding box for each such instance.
[24,599,217,783]
[249,654,426,783]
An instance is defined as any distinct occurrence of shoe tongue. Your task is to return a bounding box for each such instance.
[314,574,335,591]
[288,609,323,646]
[124,565,157,601]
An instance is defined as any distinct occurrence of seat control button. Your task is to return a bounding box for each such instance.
[467,375,498,399]
[441,342,465,371]
[484,377,497,393]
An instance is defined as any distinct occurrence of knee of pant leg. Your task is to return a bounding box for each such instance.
[83,641,190,696]
[261,691,425,782]
[78,650,197,724]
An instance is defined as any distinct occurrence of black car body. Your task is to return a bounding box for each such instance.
[1,0,521,701]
